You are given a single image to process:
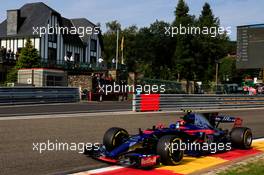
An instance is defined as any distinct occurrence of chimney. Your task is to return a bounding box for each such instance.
[7,9,20,36]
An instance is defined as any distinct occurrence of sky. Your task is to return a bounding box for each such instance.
[0,0,263,40]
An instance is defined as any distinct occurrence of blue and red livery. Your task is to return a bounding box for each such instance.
[85,111,252,167]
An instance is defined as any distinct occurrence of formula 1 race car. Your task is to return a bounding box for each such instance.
[85,111,252,168]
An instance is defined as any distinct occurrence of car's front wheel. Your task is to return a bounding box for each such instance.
[103,127,129,151]
[157,135,184,165]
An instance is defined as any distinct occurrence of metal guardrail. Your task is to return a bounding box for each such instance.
[39,61,127,71]
[133,94,264,111]
[0,87,80,105]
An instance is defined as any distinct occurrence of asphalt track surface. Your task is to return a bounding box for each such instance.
[0,101,131,117]
[0,109,264,175]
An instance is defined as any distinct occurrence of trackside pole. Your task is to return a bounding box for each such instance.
[79,86,82,101]
[263,68,264,83]
[88,91,92,101]
[132,94,136,111]
[115,29,119,70]
[100,94,102,102]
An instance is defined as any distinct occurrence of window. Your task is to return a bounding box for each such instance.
[90,56,96,64]
[48,48,57,65]
[75,53,80,63]
[46,75,64,86]
[47,75,54,86]
[48,34,57,43]
[90,39,97,52]
[48,28,57,43]
[66,52,72,58]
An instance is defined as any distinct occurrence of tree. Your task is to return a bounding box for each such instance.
[16,39,40,69]
[173,0,190,24]
[195,2,229,82]
[5,67,18,84]
[106,20,121,34]
[103,21,122,63]
[198,2,219,26]
[172,0,195,91]
[121,25,139,72]
[124,21,176,79]
[148,20,176,79]
[103,21,175,77]
[101,1,231,85]
[5,39,40,84]
[219,56,236,82]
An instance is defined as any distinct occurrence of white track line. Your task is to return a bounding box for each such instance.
[253,138,264,142]
[71,166,123,175]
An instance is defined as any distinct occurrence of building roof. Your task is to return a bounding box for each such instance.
[0,21,7,37]
[237,23,264,29]
[61,17,84,46]
[0,2,59,38]
[71,18,104,49]
[71,18,97,43]
[0,2,96,46]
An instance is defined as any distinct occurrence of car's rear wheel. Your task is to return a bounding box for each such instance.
[157,135,184,165]
[231,127,252,149]
[103,127,129,151]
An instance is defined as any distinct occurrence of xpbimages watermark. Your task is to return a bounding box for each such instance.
[165,24,232,38]
[98,83,166,95]
[32,140,100,154]
[165,141,232,154]
[32,24,100,37]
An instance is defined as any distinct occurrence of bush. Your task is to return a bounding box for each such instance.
[5,67,17,84]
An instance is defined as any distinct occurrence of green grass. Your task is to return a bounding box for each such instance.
[218,158,264,175]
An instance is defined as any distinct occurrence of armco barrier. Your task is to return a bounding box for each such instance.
[0,87,80,105]
[132,94,264,112]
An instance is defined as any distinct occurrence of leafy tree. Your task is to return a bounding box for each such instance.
[121,25,138,72]
[101,1,231,86]
[198,2,219,26]
[103,21,174,77]
[133,27,154,76]
[147,21,176,79]
[5,39,40,84]
[173,0,190,24]
[172,0,195,91]
[195,2,229,82]
[5,67,17,83]
[125,21,176,79]
[102,34,117,64]
[106,20,121,34]
[16,39,40,69]
[103,21,122,63]
[226,41,237,55]
[219,56,236,82]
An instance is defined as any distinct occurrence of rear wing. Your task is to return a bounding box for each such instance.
[215,115,243,127]
[215,115,236,122]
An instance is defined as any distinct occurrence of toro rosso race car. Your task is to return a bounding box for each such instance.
[85,111,252,167]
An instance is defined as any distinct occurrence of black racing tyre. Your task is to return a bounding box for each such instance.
[157,135,184,165]
[231,127,252,149]
[103,127,129,151]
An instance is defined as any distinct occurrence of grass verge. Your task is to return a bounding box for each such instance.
[217,156,264,175]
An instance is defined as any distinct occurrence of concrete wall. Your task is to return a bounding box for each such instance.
[68,75,92,91]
